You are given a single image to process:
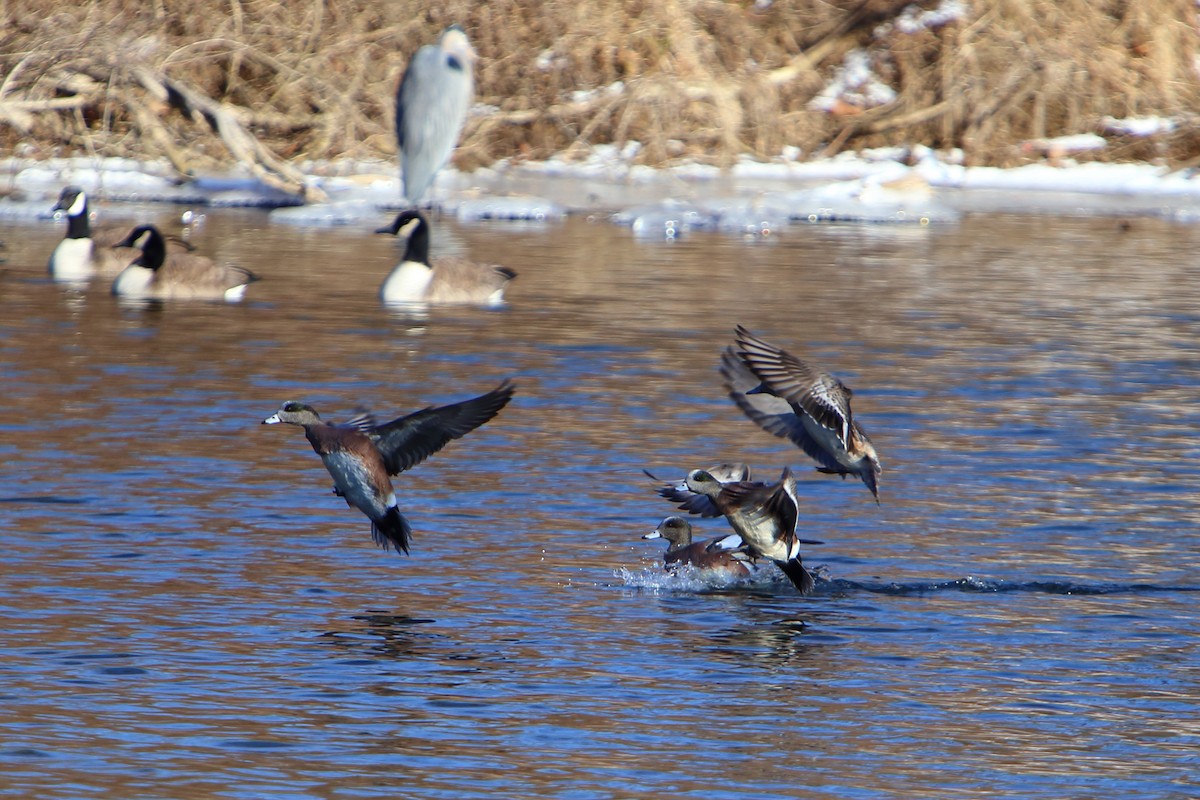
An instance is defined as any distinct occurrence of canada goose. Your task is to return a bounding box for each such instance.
[376,210,515,306]
[720,326,882,502]
[395,25,477,206]
[48,187,140,281]
[48,187,193,282]
[111,225,258,301]
[262,381,516,554]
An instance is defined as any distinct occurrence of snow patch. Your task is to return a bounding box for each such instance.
[1100,116,1178,138]
[876,0,967,37]
[809,49,896,113]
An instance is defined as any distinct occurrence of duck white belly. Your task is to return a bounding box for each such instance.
[728,511,798,563]
[801,415,857,469]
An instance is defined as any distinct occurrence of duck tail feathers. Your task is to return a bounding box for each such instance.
[372,507,413,554]
[775,559,816,595]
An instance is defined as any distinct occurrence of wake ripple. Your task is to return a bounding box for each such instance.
[826,576,1200,596]
[619,567,1200,597]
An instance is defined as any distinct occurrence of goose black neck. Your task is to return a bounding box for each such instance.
[64,206,91,239]
[133,226,167,270]
[402,214,431,266]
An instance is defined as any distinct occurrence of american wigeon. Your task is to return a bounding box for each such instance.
[721,325,882,502]
[646,462,752,518]
[669,467,816,595]
[376,210,516,306]
[111,225,258,301]
[642,516,752,579]
[48,186,141,281]
[395,25,477,206]
[262,380,515,554]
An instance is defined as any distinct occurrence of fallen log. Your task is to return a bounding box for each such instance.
[132,66,326,203]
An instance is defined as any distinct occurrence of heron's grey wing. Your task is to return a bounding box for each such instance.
[657,485,722,518]
[395,44,475,204]
[719,347,845,474]
[367,381,514,475]
[395,44,436,153]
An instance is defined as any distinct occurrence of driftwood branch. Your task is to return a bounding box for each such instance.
[120,92,194,179]
[0,95,98,130]
[132,66,326,203]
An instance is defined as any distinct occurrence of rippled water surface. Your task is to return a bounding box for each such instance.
[2,208,1200,799]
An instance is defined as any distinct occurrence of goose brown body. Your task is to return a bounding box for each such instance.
[111,225,258,301]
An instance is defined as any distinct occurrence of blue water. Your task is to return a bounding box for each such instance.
[1,210,1199,798]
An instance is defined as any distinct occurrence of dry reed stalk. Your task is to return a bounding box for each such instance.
[0,0,1197,185]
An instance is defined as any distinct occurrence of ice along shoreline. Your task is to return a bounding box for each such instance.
[5,144,1200,233]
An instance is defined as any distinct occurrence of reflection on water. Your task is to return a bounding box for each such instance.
[1,210,1199,798]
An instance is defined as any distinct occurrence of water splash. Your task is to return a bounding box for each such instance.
[617,562,781,593]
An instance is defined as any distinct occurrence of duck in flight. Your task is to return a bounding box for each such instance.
[263,381,515,554]
[720,325,882,502]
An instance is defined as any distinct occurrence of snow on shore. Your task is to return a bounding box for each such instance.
[4,136,1200,235]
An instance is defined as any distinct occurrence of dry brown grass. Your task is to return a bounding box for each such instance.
[1,0,1198,180]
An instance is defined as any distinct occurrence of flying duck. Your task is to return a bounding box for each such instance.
[645,462,752,518]
[721,325,882,502]
[262,380,515,554]
[376,210,516,306]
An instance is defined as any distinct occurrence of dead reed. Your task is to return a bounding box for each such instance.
[1,0,1197,185]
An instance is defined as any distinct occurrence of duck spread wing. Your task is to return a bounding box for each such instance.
[720,348,845,473]
[733,327,859,446]
[657,484,722,518]
[368,380,515,475]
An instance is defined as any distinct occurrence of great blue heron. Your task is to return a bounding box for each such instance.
[395,25,477,207]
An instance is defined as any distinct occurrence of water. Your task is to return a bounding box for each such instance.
[2,209,1199,798]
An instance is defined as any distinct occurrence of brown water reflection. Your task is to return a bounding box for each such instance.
[1,209,1199,798]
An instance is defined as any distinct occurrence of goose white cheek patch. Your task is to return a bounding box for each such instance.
[67,192,87,217]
